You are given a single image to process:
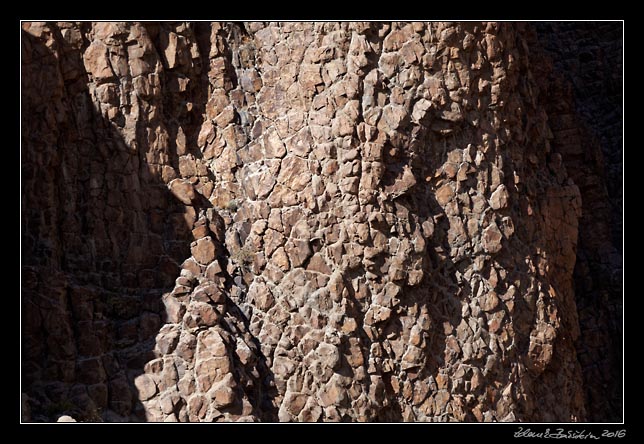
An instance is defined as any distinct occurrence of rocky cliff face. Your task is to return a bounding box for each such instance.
[21,21,622,422]
[533,22,623,422]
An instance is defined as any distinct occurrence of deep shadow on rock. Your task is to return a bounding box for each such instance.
[21,22,277,422]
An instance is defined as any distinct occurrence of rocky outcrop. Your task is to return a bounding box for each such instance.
[21,21,621,422]
[533,22,623,423]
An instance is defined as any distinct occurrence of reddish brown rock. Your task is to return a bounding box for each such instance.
[436,183,455,206]
[482,223,503,254]
[22,21,620,425]
[278,156,311,192]
[134,374,158,401]
[169,179,198,206]
[489,184,509,210]
[191,237,217,265]
[83,41,115,83]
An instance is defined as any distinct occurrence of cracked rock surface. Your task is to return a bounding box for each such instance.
[21,21,621,422]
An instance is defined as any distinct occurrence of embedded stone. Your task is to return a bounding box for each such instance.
[482,223,503,254]
[191,237,217,265]
[169,179,197,206]
[134,374,158,401]
[490,184,509,210]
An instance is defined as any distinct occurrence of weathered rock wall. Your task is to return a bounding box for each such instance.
[21,21,204,420]
[533,21,623,423]
[21,21,621,422]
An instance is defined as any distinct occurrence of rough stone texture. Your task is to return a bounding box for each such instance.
[533,22,623,423]
[22,21,621,422]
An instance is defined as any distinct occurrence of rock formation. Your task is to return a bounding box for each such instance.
[21,21,622,422]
